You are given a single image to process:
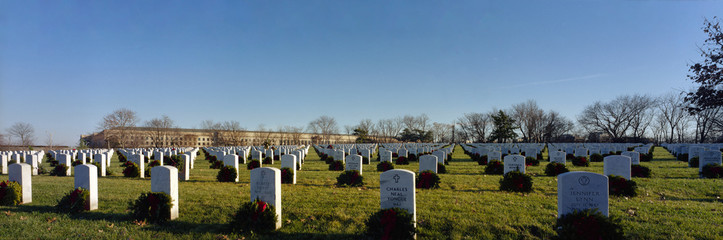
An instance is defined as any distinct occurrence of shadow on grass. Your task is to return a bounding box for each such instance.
[69,211,131,222]
[144,220,227,235]
[260,232,360,240]
[11,204,57,214]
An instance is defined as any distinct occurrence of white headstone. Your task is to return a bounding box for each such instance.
[432,151,446,165]
[621,151,640,165]
[94,154,107,177]
[488,151,502,161]
[503,155,526,174]
[9,163,31,203]
[380,151,393,163]
[1,154,7,174]
[345,154,363,175]
[280,155,297,184]
[603,155,632,180]
[550,151,566,165]
[419,155,438,173]
[151,166,178,220]
[180,154,190,181]
[699,150,723,174]
[223,154,239,182]
[26,154,39,175]
[557,171,608,217]
[74,164,98,210]
[250,167,282,229]
[58,154,72,175]
[380,169,416,227]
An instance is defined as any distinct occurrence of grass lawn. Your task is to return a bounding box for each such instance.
[1,145,722,239]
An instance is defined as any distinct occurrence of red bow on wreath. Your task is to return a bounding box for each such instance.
[380,209,397,240]
[148,194,160,215]
[252,201,267,221]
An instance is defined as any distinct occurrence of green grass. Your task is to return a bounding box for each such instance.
[1,146,722,239]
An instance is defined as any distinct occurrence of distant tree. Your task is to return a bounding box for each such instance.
[488,110,517,143]
[98,108,139,148]
[431,122,453,143]
[657,93,690,143]
[685,17,723,113]
[457,112,491,143]
[7,122,35,146]
[145,115,175,148]
[398,128,433,143]
[45,131,54,150]
[511,100,546,143]
[577,95,649,141]
[308,116,339,144]
[542,111,575,142]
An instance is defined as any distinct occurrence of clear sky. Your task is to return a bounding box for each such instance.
[1,1,721,146]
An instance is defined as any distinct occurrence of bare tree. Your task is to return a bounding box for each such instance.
[431,122,453,143]
[693,107,722,142]
[98,108,139,148]
[308,116,339,143]
[217,121,246,146]
[627,95,656,139]
[284,126,304,145]
[577,95,641,141]
[45,131,54,150]
[511,100,546,142]
[145,115,175,148]
[542,111,574,142]
[457,112,491,143]
[7,122,35,146]
[0,133,5,149]
[657,93,690,143]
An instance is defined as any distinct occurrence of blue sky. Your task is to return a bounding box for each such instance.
[1,1,721,146]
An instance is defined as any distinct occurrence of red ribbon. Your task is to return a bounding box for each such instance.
[380,209,397,240]
[148,194,160,216]
[0,181,8,201]
[252,201,267,221]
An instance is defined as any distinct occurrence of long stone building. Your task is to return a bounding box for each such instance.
[81,127,357,148]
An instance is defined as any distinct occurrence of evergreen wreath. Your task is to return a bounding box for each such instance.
[365,208,416,240]
[544,162,569,176]
[210,160,224,169]
[416,170,440,189]
[281,167,294,184]
[128,192,173,223]
[377,161,395,172]
[122,161,140,178]
[217,166,238,182]
[263,157,273,164]
[484,160,504,175]
[229,198,278,234]
[50,164,69,176]
[555,209,624,240]
[71,160,83,167]
[572,156,590,167]
[328,160,344,171]
[688,157,700,168]
[247,160,261,170]
[701,164,723,178]
[590,153,604,162]
[631,164,651,178]
[499,170,533,193]
[336,170,363,187]
[395,156,409,165]
[437,163,447,174]
[608,175,637,197]
[0,180,22,206]
[525,156,539,166]
[477,155,488,165]
[56,187,90,213]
